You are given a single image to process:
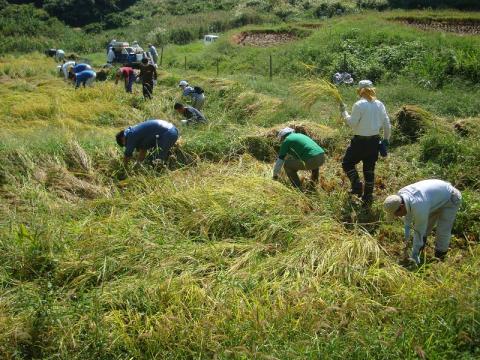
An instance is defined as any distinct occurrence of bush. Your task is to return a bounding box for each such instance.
[314,2,349,18]
[104,13,131,29]
[420,131,480,189]
[357,0,389,10]
[83,22,104,34]
[169,28,195,45]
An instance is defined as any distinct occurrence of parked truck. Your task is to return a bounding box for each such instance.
[107,41,153,68]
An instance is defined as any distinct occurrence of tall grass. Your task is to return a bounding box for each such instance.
[0,14,480,358]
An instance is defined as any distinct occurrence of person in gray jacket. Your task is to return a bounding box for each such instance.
[178,80,205,110]
[174,102,206,125]
[383,179,462,265]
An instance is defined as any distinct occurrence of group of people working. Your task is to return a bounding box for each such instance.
[114,79,462,268]
[114,59,158,99]
[58,61,96,88]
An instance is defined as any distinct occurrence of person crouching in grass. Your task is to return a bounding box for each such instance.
[115,119,179,166]
[272,127,325,190]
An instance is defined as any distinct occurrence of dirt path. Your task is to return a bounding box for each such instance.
[233,32,298,46]
[398,20,480,35]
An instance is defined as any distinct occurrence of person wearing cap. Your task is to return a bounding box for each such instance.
[107,47,116,64]
[340,80,391,204]
[383,179,462,265]
[73,69,96,88]
[139,58,158,100]
[174,102,207,125]
[148,44,159,65]
[115,119,179,165]
[272,128,325,189]
[178,80,205,110]
[107,39,116,54]
[59,60,76,80]
[115,66,136,93]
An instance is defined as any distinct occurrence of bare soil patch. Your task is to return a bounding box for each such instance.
[396,19,480,35]
[233,31,299,47]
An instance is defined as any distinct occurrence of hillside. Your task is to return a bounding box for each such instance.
[1,7,480,360]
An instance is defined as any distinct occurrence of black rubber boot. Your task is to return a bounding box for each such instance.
[434,249,448,261]
[350,181,363,197]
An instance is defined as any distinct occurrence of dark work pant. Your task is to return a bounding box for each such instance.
[342,135,379,198]
[143,81,153,99]
[125,75,135,93]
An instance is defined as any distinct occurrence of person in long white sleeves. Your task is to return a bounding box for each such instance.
[339,79,391,204]
[59,61,76,80]
[383,179,462,265]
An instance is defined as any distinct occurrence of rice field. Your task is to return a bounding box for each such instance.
[1,10,480,359]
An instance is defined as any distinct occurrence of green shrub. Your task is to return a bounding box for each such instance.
[420,132,480,189]
[420,132,467,166]
[169,28,196,45]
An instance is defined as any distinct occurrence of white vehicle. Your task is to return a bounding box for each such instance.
[203,35,219,44]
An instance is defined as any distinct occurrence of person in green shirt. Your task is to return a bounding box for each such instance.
[272,127,326,189]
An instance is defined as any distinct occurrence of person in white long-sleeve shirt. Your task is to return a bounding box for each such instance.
[339,79,391,203]
[59,61,76,80]
[383,179,462,265]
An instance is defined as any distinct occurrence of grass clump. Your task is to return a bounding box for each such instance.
[420,131,480,190]
[392,105,436,143]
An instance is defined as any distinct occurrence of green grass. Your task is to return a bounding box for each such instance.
[1,10,480,359]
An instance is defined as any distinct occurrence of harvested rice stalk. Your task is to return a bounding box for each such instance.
[292,79,343,109]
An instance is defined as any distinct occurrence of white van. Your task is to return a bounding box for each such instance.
[204,35,219,44]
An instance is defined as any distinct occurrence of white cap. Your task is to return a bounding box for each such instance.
[383,195,402,219]
[179,80,188,87]
[358,80,373,89]
[277,127,295,139]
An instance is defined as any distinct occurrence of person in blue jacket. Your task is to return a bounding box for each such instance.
[68,63,93,80]
[115,120,179,165]
[73,70,96,88]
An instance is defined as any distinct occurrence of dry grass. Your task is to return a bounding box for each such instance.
[291,79,344,109]
[0,53,479,359]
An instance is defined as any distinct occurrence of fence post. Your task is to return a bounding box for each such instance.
[160,46,164,66]
[184,56,187,70]
[269,54,273,80]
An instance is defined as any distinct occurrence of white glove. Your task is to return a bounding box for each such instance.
[153,80,157,86]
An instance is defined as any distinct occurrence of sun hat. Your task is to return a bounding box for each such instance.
[277,127,295,139]
[383,195,402,219]
[358,80,373,89]
[179,80,188,87]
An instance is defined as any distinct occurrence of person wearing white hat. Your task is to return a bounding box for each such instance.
[383,179,462,265]
[148,44,159,65]
[178,80,205,110]
[59,60,76,80]
[272,128,325,189]
[339,80,391,204]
